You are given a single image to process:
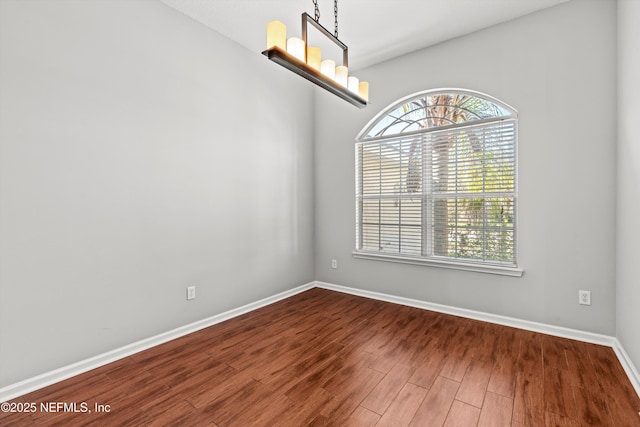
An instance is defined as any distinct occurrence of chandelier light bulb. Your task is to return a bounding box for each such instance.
[348,76,359,94]
[335,65,348,87]
[286,37,306,62]
[359,82,369,102]
[321,59,336,79]
[266,21,286,50]
[307,46,322,71]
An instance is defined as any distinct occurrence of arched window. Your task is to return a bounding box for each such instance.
[354,89,521,276]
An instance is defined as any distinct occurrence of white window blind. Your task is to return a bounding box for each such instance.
[355,90,518,270]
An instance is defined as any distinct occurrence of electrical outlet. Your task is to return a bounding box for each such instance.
[578,290,591,306]
[331,259,337,269]
[187,286,196,301]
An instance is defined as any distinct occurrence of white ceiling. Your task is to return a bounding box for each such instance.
[160,0,569,70]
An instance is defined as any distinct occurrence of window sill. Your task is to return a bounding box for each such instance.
[352,251,524,277]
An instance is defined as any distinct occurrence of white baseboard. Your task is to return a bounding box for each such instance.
[3,280,639,402]
[314,281,640,398]
[612,338,640,398]
[0,281,316,403]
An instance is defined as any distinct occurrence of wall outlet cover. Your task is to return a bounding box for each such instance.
[578,290,591,306]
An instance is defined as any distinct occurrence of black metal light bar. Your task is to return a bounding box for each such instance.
[262,13,368,109]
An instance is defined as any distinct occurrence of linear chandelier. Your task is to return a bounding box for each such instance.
[262,0,369,108]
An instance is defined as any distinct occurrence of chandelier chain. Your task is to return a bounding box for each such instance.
[334,0,338,38]
[311,0,339,38]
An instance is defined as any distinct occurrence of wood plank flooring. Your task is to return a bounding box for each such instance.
[2,288,639,426]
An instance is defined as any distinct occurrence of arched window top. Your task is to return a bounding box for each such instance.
[357,89,517,141]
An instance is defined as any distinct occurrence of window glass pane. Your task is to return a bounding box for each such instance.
[399,198,422,255]
[361,223,380,251]
[358,196,423,256]
[362,92,514,139]
[430,197,514,262]
[380,224,399,253]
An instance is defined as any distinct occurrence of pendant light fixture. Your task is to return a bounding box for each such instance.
[263,0,369,108]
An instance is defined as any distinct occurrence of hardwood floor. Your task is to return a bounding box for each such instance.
[2,288,639,426]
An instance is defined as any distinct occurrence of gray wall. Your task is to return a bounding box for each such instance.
[315,0,617,335]
[0,0,315,387]
[616,0,640,376]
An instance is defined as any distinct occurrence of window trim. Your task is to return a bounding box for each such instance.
[354,89,522,276]
[352,251,524,277]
